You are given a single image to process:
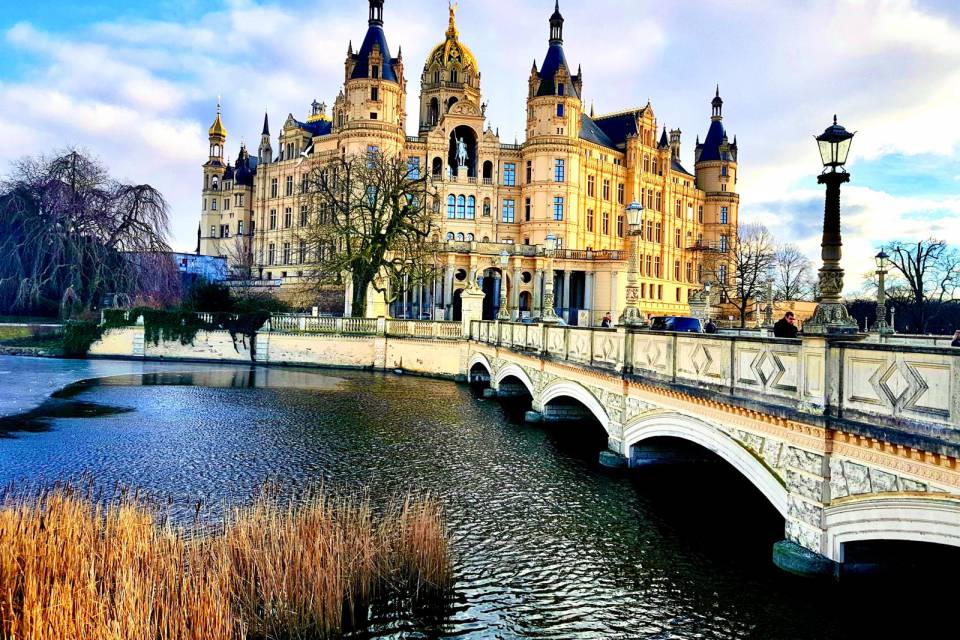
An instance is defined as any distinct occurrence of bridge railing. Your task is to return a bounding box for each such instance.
[385,320,463,340]
[470,320,960,437]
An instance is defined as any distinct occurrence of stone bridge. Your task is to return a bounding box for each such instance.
[467,320,960,576]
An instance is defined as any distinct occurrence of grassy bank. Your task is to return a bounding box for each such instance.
[0,486,451,639]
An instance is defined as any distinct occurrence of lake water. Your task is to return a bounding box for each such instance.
[0,357,951,639]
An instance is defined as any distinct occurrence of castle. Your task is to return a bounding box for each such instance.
[199,0,739,324]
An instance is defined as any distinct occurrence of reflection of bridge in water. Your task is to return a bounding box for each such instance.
[467,320,960,576]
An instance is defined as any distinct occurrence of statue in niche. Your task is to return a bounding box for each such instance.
[455,135,468,169]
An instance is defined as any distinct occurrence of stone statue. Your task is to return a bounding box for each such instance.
[455,136,468,169]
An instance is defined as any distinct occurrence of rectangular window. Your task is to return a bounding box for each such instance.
[371,87,379,101]
[447,196,456,219]
[617,183,625,205]
[237,221,243,235]
[645,255,652,275]
[602,211,610,235]
[299,240,307,263]
[211,199,217,211]
[554,159,565,182]
[676,199,682,217]
[300,175,308,194]
[587,208,594,232]
[300,206,308,227]
[268,243,275,265]
[553,197,564,221]
[721,206,729,224]
[371,65,379,79]
[224,198,230,211]
[720,235,728,252]
[210,225,215,238]
[655,222,662,243]
[676,287,682,302]
[284,208,292,228]
[646,220,653,240]
[526,161,532,183]
[587,175,595,197]
[602,179,610,201]
[557,103,565,117]
[617,215,624,237]
[202,198,207,211]
[467,196,476,219]
[646,189,653,209]
[686,262,693,282]
[655,191,662,212]
[282,242,290,265]
[525,197,531,222]
[675,260,681,280]
[504,163,516,186]
[655,257,661,278]
[502,199,516,223]
[408,156,420,179]
[286,176,293,196]
[558,83,565,96]
[370,112,378,120]
[269,209,277,230]
[698,205,704,223]
[687,203,693,221]
[675,228,681,248]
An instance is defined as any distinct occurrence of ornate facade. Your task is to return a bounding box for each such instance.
[198,0,739,324]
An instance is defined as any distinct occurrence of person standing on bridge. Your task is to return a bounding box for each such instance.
[951,330,960,347]
[600,312,613,328]
[773,311,799,339]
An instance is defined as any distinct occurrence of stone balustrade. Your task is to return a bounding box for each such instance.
[471,321,960,455]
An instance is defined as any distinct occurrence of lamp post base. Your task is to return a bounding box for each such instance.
[497,295,511,321]
[803,301,859,335]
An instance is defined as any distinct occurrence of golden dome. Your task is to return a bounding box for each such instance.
[208,103,227,138]
[426,3,478,73]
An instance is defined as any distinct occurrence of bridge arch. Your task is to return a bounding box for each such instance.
[467,353,493,377]
[539,380,610,434]
[824,496,960,562]
[493,364,535,397]
[623,412,789,518]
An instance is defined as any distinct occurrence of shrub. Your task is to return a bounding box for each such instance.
[62,321,103,357]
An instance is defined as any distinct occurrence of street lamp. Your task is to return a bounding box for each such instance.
[620,200,645,326]
[873,249,893,335]
[541,235,560,323]
[763,264,775,328]
[805,115,859,335]
[497,249,511,320]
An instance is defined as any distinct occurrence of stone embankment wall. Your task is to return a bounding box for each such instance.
[88,327,465,378]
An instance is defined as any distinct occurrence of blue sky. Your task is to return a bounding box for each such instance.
[1,0,958,293]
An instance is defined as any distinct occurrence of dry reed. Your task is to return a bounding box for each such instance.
[0,485,451,639]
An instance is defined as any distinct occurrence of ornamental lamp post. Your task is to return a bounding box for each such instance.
[805,116,859,335]
[620,200,645,326]
[873,249,893,335]
[763,264,775,328]
[542,234,560,323]
[497,249,512,320]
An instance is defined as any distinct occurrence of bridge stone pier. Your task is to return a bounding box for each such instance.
[468,320,960,577]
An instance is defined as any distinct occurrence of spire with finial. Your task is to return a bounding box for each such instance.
[447,1,459,38]
[711,85,723,120]
[261,111,270,136]
[550,1,564,43]
[208,98,226,139]
[590,101,595,118]
[347,40,353,55]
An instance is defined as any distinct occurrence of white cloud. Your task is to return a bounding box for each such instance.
[0,0,957,276]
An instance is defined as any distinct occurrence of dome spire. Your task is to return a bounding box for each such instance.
[208,98,226,138]
[712,85,723,120]
[447,1,458,38]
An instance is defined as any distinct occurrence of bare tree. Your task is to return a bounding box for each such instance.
[223,234,255,280]
[883,239,960,333]
[703,223,776,328]
[773,243,815,301]
[0,149,175,316]
[298,150,439,318]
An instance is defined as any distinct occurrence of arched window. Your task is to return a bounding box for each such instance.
[433,157,443,178]
[447,97,458,112]
[211,176,219,190]
[467,196,476,219]
[457,195,466,219]
[429,98,439,125]
[467,233,475,241]
[456,232,465,241]
[482,236,490,242]
[447,195,456,218]
[446,232,455,241]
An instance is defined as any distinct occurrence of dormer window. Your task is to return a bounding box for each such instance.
[558,83,565,96]
[371,65,379,79]
[434,70,440,84]
[557,103,565,117]
[450,70,458,83]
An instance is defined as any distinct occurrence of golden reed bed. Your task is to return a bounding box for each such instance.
[0,485,451,639]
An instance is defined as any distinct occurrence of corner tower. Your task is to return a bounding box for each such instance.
[332,0,406,152]
[695,87,739,255]
[418,2,482,134]
[526,2,583,140]
[200,102,228,257]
